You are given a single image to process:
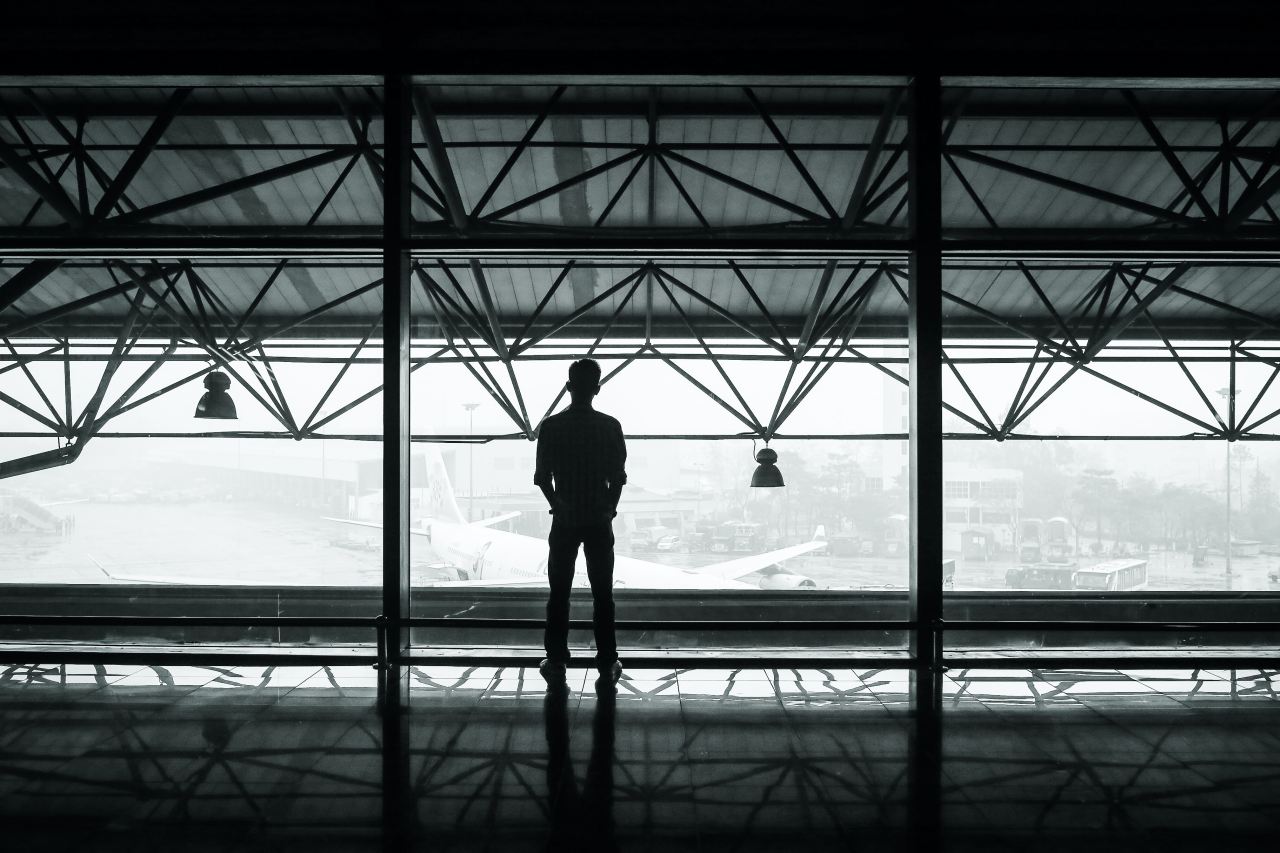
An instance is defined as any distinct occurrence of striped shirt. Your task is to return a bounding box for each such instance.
[534,405,627,525]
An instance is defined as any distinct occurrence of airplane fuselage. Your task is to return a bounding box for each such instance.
[426,521,757,589]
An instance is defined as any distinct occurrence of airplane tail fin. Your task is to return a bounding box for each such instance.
[813,525,826,541]
[423,450,466,524]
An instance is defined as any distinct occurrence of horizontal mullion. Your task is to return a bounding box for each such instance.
[8,98,1280,122]
[399,651,915,669]
[0,649,1273,670]
[0,239,908,259]
[945,655,1280,668]
[408,618,913,631]
[0,614,376,627]
[18,430,1280,441]
[946,620,1280,632]
[0,649,376,666]
[8,237,1280,260]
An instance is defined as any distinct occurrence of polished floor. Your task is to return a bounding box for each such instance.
[2,662,1279,852]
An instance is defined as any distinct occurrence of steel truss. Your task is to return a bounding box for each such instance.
[29,255,1280,451]
[5,82,1280,249]
[0,258,390,474]
[943,85,1280,241]
[0,257,912,451]
[0,82,911,244]
[410,256,911,442]
[938,260,1280,441]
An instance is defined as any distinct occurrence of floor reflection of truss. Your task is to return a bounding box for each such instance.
[0,662,384,837]
[941,667,1280,835]
[2,664,1279,843]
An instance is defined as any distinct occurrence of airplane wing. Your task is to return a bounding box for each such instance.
[326,513,521,531]
[418,576,546,588]
[695,540,827,581]
[471,511,520,528]
[324,517,431,536]
[88,553,276,586]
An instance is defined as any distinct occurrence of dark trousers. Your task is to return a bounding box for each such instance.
[544,519,617,666]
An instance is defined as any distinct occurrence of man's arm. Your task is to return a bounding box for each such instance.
[533,424,560,514]
[605,420,627,517]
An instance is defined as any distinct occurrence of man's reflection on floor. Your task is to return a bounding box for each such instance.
[543,678,617,852]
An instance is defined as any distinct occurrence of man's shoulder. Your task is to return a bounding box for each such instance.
[540,408,582,429]
[591,410,623,430]
[545,407,622,429]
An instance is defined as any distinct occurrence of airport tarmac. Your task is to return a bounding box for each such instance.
[4,499,1279,592]
[638,549,1280,592]
[0,500,383,586]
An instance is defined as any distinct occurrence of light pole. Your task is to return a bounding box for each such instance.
[463,402,479,522]
[1216,386,1238,578]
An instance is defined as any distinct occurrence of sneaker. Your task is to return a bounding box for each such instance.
[538,658,567,684]
[597,660,622,685]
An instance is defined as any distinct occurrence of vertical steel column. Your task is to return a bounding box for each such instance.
[381,69,414,849]
[382,73,413,667]
[378,68,414,850]
[907,72,944,852]
[908,75,944,678]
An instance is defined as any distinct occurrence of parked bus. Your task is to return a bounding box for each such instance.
[1073,558,1148,591]
[1007,558,1147,591]
[1006,563,1077,590]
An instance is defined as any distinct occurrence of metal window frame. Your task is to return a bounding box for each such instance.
[0,73,1277,689]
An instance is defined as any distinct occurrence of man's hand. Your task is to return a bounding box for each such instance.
[538,482,560,515]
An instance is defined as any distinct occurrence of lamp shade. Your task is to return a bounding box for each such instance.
[194,371,238,420]
[750,446,784,488]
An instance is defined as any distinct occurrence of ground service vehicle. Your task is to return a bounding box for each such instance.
[1073,558,1148,591]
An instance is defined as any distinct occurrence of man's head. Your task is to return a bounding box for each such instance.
[566,358,601,405]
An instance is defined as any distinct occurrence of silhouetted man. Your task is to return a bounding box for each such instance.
[534,359,626,685]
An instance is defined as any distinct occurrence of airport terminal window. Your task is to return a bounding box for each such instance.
[934,82,1280,655]
[405,258,910,652]
[398,79,914,653]
[940,260,1280,650]
[0,259,385,648]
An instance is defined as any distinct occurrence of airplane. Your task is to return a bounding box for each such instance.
[329,451,827,591]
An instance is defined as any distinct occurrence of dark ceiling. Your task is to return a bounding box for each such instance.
[3,1,1278,78]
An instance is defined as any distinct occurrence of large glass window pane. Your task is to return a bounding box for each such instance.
[940,257,1280,655]
[0,258,383,649]
[0,76,387,651]
[408,256,909,656]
